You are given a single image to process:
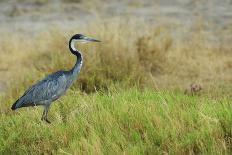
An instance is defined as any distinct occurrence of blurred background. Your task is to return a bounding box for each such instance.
[0,0,231,97]
[0,0,231,32]
[0,0,232,31]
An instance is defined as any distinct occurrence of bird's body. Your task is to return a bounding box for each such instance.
[11,34,100,123]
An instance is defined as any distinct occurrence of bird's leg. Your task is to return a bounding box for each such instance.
[44,105,51,123]
[41,108,45,121]
[41,104,51,123]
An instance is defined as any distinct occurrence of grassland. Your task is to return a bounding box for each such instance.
[0,18,231,154]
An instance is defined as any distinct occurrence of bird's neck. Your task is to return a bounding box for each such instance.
[71,55,83,75]
[69,39,83,76]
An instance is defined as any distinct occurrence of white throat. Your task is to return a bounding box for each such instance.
[70,39,77,51]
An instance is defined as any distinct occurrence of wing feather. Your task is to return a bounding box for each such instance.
[14,71,67,108]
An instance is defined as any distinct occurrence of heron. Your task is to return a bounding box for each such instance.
[11,34,100,123]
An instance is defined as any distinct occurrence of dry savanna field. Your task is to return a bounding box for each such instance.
[0,0,231,154]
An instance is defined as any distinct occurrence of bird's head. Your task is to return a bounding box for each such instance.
[69,34,100,52]
[71,34,101,43]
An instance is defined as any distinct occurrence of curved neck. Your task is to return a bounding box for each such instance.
[69,39,82,58]
[69,39,83,76]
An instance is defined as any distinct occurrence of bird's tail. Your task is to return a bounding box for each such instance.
[11,99,20,110]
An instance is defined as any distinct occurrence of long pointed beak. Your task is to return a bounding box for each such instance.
[84,36,101,42]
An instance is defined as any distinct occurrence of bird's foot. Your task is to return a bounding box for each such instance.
[45,118,51,124]
[41,117,51,124]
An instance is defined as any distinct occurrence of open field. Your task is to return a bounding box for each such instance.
[0,19,231,154]
[0,0,231,154]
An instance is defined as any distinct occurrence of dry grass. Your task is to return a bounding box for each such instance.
[0,18,231,98]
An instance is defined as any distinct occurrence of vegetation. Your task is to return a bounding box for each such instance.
[0,19,231,154]
[1,19,231,96]
[0,88,231,154]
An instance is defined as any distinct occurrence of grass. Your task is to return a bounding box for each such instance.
[0,18,231,154]
[0,19,231,96]
[0,88,231,154]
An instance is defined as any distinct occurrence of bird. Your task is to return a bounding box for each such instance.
[11,34,100,123]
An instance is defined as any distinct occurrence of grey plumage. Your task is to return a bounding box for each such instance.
[11,34,100,123]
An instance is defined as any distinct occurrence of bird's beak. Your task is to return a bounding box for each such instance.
[84,36,101,42]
